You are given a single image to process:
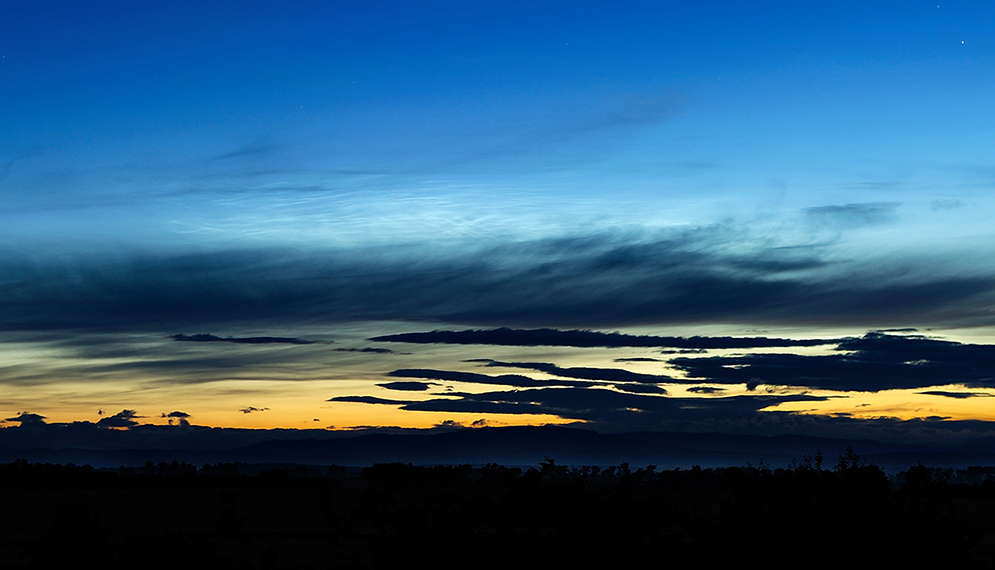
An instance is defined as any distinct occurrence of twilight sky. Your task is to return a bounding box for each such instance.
[3,1,995,439]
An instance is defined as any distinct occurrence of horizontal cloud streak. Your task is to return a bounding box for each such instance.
[373,328,839,348]
[805,202,899,229]
[386,369,600,389]
[479,360,679,385]
[671,333,995,392]
[377,381,437,392]
[169,333,323,345]
[917,391,992,399]
[333,386,827,431]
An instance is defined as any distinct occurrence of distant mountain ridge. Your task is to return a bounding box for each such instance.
[2,424,994,470]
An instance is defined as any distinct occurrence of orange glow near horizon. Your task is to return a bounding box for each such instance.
[4,324,995,430]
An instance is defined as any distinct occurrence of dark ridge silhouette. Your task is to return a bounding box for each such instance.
[5,423,995,472]
[0,454,990,566]
[169,333,321,345]
[370,327,840,348]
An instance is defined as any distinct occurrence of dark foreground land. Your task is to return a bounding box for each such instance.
[2,452,994,568]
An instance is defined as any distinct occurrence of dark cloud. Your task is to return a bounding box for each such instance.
[392,387,828,431]
[612,384,668,394]
[96,409,141,428]
[480,360,678,385]
[614,357,663,362]
[239,406,270,414]
[687,386,726,394]
[335,374,827,430]
[4,228,994,332]
[328,331,995,432]
[917,390,992,399]
[161,410,191,426]
[372,328,838,349]
[169,334,322,345]
[386,368,602,389]
[377,381,436,391]
[330,396,409,405]
[334,347,395,354]
[671,333,995,392]
[3,412,46,426]
[161,411,191,418]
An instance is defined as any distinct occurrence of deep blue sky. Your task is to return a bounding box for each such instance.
[4,2,995,432]
[5,1,994,257]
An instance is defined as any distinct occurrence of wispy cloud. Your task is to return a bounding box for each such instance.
[3,226,995,333]
[169,333,324,345]
[373,328,838,348]
[805,202,899,229]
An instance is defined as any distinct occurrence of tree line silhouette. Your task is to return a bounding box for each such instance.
[0,450,993,567]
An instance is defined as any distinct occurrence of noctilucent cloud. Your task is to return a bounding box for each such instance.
[3,1,995,436]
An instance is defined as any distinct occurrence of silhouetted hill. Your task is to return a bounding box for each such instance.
[3,424,995,469]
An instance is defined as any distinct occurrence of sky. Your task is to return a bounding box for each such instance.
[3,1,995,440]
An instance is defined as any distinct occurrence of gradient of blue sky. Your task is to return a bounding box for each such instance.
[4,1,995,432]
[4,1,994,253]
